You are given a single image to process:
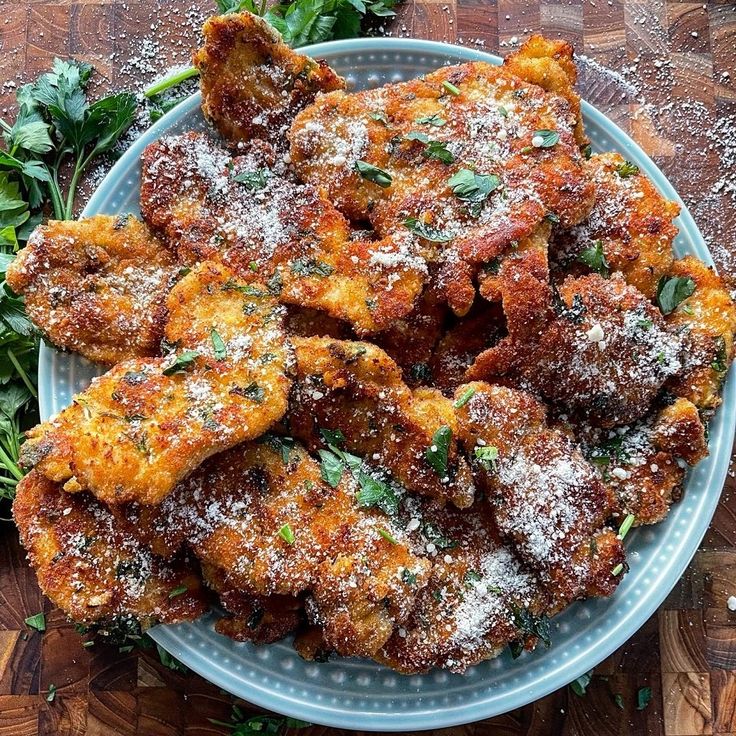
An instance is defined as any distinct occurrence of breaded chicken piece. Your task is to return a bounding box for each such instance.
[128,440,431,658]
[377,498,549,673]
[289,336,476,508]
[469,273,684,427]
[194,12,345,149]
[503,35,587,147]
[202,563,303,644]
[6,215,177,365]
[551,153,679,300]
[140,133,426,334]
[664,256,736,411]
[583,398,707,526]
[20,263,291,505]
[455,382,624,610]
[288,43,594,315]
[13,470,207,625]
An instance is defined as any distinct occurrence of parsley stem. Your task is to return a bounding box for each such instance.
[0,117,11,134]
[7,349,37,399]
[0,476,18,487]
[144,66,199,99]
[0,445,22,481]
[64,156,91,220]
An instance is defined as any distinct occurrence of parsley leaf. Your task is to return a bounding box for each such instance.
[404,131,454,164]
[290,257,334,277]
[24,612,46,631]
[453,387,475,408]
[415,113,446,127]
[615,160,639,178]
[278,523,295,544]
[577,241,610,276]
[656,275,696,314]
[210,328,227,361]
[474,445,499,471]
[231,167,270,191]
[319,448,345,487]
[354,160,392,187]
[531,129,560,148]
[162,350,200,376]
[403,216,452,243]
[570,671,593,696]
[448,168,500,216]
[637,686,652,710]
[425,425,452,477]
[356,471,399,515]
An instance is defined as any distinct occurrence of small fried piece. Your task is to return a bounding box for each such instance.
[289,45,593,315]
[455,382,624,610]
[20,262,291,505]
[6,215,177,365]
[377,498,549,673]
[132,439,431,658]
[585,398,707,526]
[13,470,207,625]
[552,153,679,299]
[470,273,684,427]
[140,132,426,334]
[289,336,476,508]
[664,256,736,411]
[194,12,345,149]
[202,563,303,644]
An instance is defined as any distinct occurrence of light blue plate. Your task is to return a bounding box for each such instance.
[38,38,735,731]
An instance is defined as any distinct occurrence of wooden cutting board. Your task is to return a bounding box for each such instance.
[0,1,734,734]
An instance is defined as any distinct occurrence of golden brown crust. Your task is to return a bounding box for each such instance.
[194,12,345,149]
[552,153,679,299]
[289,336,476,508]
[455,382,624,610]
[140,132,426,334]
[6,215,176,365]
[665,256,736,411]
[13,470,208,625]
[20,263,291,505]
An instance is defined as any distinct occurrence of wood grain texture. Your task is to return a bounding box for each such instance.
[0,1,735,734]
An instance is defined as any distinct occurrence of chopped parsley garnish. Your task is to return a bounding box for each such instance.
[618,513,635,540]
[448,168,501,216]
[409,362,432,383]
[464,569,482,584]
[162,350,200,376]
[290,257,334,278]
[570,671,593,696]
[231,167,269,191]
[442,81,460,96]
[612,563,624,576]
[637,686,652,710]
[260,434,295,463]
[25,613,46,631]
[712,336,728,373]
[453,387,475,409]
[354,160,392,187]
[474,445,499,471]
[370,111,389,125]
[222,280,265,297]
[423,522,457,550]
[512,606,551,647]
[232,382,265,403]
[46,683,57,702]
[531,129,560,148]
[577,241,610,276]
[404,131,454,164]
[168,585,188,599]
[267,270,283,296]
[544,212,560,224]
[356,472,400,516]
[378,528,398,544]
[278,523,295,544]
[401,568,418,585]
[319,448,346,487]
[403,216,453,242]
[498,105,509,118]
[582,143,592,159]
[615,160,640,178]
[320,428,345,446]
[656,275,696,314]
[210,328,227,361]
[614,693,624,709]
[415,113,446,126]
[425,425,452,477]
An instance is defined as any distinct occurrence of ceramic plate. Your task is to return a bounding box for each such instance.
[37,38,735,731]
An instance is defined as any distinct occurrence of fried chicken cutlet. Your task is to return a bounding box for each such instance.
[13,470,207,625]
[20,262,291,505]
[664,256,736,411]
[288,36,594,316]
[289,336,476,508]
[455,382,625,610]
[551,152,679,299]
[126,439,431,658]
[140,132,426,334]
[194,12,345,149]
[6,215,177,365]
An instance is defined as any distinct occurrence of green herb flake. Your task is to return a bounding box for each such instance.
[168,585,188,599]
[404,131,454,164]
[231,167,269,190]
[46,683,57,702]
[453,387,475,409]
[612,563,624,576]
[356,472,400,516]
[442,81,460,96]
[290,257,334,278]
[378,528,398,544]
[415,113,446,126]
[370,111,389,125]
[24,612,46,631]
[278,523,295,544]
[614,692,624,709]
[401,568,417,586]
[320,428,345,446]
[162,350,200,376]
[474,445,499,471]
[578,241,610,276]
[711,336,728,373]
[319,448,344,487]
[210,327,227,361]
[656,275,696,314]
[617,513,635,540]
[448,168,500,216]
[425,425,452,477]
[637,686,652,710]
[531,129,560,148]
[231,382,265,403]
[354,160,392,188]
[570,671,593,697]
[616,160,640,178]
[498,105,509,118]
[403,216,453,243]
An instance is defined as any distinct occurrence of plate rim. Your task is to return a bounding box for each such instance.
[37,35,735,731]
